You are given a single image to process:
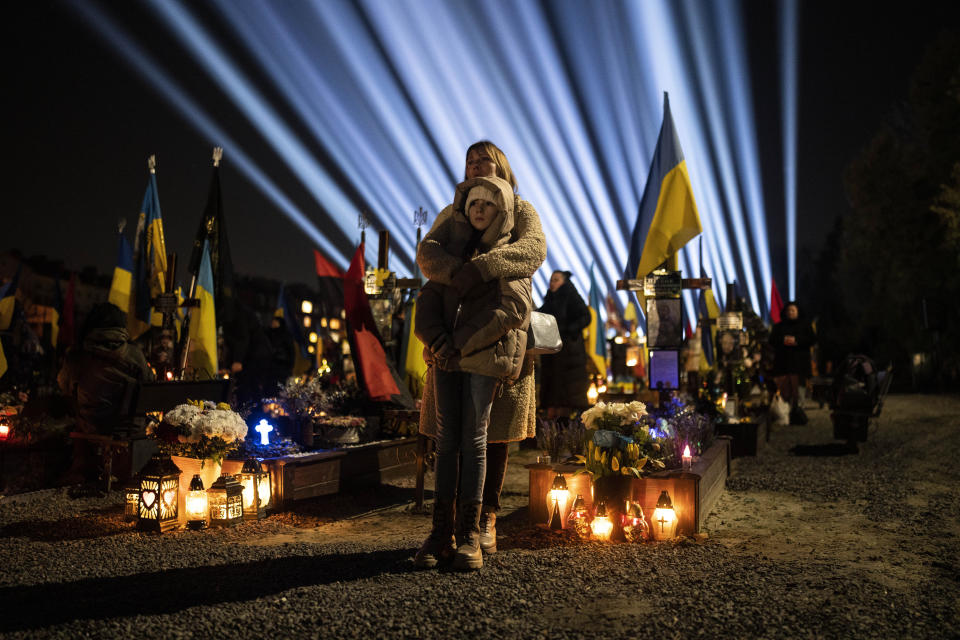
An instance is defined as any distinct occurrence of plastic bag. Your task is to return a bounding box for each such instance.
[770,393,790,426]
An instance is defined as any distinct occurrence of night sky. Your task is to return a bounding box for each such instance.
[7,1,959,292]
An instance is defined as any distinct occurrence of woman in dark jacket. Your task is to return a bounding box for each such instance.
[769,301,816,423]
[537,271,591,417]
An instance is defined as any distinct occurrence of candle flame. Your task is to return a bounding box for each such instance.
[683,444,691,457]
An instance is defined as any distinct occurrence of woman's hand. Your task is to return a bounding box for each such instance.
[450,262,484,298]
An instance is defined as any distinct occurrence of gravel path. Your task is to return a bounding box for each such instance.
[1,394,958,639]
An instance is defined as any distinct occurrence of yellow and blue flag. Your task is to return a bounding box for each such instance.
[584,264,607,377]
[187,240,217,378]
[698,268,721,370]
[0,263,21,380]
[108,228,134,314]
[131,169,168,337]
[0,263,21,332]
[400,297,426,398]
[625,93,703,281]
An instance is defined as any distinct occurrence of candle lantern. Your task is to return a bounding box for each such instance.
[622,501,650,543]
[546,473,570,529]
[590,499,614,541]
[239,458,269,521]
[122,476,140,522]
[587,382,598,405]
[567,494,591,537]
[185,474,208,530]
[0,415,10,441]
[136,455,181,532]
[208,474,244,528]
[651,490,679,540]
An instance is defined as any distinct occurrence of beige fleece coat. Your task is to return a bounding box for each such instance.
[417,177,547,443]
[415,176,531,381]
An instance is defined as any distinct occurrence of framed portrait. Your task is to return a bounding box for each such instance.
[646,298,683,348]
[648,349,680,390]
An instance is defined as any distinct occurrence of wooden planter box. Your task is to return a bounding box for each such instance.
[716,420,759,457]
[527,436,731,536]
[263,437,418,507]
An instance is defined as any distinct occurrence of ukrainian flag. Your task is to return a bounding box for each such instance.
[108,228,134,314]
[0,263,21,332]
[584,265,607,377]
[624,93,703,281]
[131,169,168,337]
[187,240,217,378]
[401,298,426,398]
[623,301,639,338]
[0,264,21,380]
[698,268,721,371]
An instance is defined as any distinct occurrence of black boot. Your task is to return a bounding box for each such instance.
[453,501,483,571]
[414,500,456,569]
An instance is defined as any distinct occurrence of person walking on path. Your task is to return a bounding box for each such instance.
[537,270,591,417]
[769,301,816,424]
[416,140,546,561]
[414,175,533,571]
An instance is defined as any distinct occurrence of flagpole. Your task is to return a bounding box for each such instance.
[177,147,221,378]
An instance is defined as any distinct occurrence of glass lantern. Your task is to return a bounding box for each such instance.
[208,474,244,528]
[185,474,208,530]
[239,458,269,521]
[567,494,591,538]
[622,500,650,543]
[590,499,614,541]
[122,476,140,522]
[136,455,181,533]
[651,490,679,540]
[546,473,570,529]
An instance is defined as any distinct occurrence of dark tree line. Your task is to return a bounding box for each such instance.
[809,31,960,389]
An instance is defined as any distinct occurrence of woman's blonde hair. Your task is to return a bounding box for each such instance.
[465,140,517,192]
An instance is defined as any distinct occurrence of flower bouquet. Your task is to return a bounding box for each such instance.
[150,400,248,467]
[575,401,666,479]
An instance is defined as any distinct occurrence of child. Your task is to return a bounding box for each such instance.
[414,176,533,571]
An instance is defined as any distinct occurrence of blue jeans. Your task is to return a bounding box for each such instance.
[433,368,499,505]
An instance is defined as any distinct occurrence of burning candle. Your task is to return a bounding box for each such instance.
[682,444,692,472]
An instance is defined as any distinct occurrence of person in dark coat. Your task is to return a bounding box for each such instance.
[57,302,155,481]
[219,300,274,405]
[768,301,816,423]
[537,270,591,417]
[264,314,296,395]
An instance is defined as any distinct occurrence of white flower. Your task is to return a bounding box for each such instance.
[164,404,202,428]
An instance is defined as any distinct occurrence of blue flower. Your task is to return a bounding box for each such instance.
[592,430,619,449]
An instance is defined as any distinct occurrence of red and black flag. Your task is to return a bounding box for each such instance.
[313,249,345,319]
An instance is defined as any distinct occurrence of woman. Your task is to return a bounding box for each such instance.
[417,141,547,557]
[769,301,816,424]
[414,176,532,570]
[537,270,591,417]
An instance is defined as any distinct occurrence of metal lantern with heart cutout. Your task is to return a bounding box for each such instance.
[137,455,182,533]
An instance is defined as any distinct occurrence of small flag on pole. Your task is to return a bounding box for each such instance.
[187,240,218,379]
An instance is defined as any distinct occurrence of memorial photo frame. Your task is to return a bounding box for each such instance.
[646,298,683,348]
[648,349,680,390]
